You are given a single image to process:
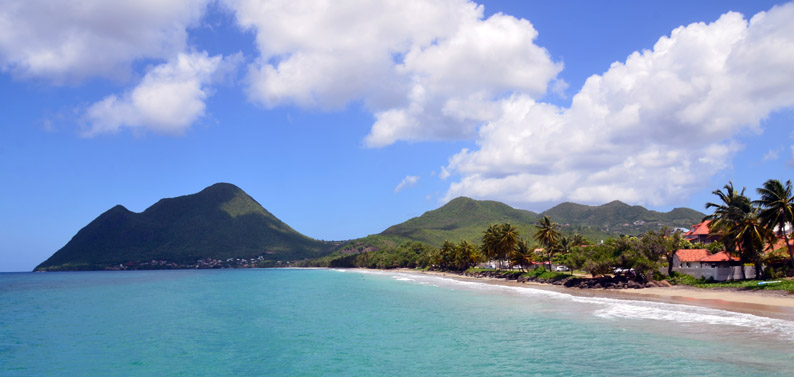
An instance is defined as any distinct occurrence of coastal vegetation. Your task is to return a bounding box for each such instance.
[300,179,794,293]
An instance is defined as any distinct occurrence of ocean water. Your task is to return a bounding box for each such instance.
[1,269,793,376]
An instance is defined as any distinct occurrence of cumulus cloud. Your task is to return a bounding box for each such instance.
[444,3,794,207]
[0,0,209,83]
[394,175,420,193]
[224,0,561,146]
[84,52,227,136]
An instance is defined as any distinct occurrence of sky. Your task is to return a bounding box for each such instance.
[2,0,793,272]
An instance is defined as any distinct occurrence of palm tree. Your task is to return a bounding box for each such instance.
[571,233,588,247]
[663,228,685,277]
[555,236,575,275]
[496,223,519,267]
[557,236,572,254]
[534,216,560,271]
[438,241,456,270]
[510,239,533,271]
[755,179,794,271]
[704,182,752,279]
[481,223,519,269]
[454,240,480,271]
[481,224,500,268]
[731,208,771,279]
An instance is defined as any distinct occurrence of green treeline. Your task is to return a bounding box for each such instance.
[300,179,794,282]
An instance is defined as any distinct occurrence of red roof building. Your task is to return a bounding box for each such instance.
[673,249,739,268]
[674,249,710,263]
[768,237,794,252]
[672,248,751,281]
[700,251,739,263]
[683,221,719,244]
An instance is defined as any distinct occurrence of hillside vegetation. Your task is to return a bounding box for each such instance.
[36,183,340,271]
[377,197,704,248]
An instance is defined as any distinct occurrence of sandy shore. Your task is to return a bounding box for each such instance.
[393,269,794,321]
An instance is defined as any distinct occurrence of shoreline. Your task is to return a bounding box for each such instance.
[392,268,794,321]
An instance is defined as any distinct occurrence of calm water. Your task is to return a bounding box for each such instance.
[1,269,793,376]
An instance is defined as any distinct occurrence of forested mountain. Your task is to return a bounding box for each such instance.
[35,183,340,271]
[377,197,704,246]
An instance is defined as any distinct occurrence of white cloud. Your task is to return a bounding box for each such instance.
[394,175,420,193]
[224,0,561,146]
[764,149,780,161]
[0,0,209,83]
[439,166,451,180]
[444,3,794,207]
[84,52,227,136]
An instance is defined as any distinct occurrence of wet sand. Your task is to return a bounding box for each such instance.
[394,269,794,321]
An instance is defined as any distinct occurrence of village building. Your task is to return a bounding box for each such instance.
[682,221,720,244]
[671,248,754,281]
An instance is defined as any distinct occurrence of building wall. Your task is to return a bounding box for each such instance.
[673,266,755,281]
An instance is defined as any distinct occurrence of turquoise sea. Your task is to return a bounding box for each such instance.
[2,269,794,376]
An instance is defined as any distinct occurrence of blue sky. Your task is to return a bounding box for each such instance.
[2,0,793,272]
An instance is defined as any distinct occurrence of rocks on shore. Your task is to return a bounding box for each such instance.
[462,270,671,289]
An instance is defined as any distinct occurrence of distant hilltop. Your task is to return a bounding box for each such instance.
[36,183,705,271]
[35,183,341,271]
[377,196,704,247]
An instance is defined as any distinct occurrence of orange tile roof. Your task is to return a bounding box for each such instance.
[768,237,794,252]
[675,249,711,262]
[684,221,711,237]
[700,251,739,262]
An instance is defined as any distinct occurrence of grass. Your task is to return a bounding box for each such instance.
[465,267,579,281]
[523,268,570,280]
[668,273,794,293]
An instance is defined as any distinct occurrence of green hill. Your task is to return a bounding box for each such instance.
[378,197,539,245]
[542,200,704,240]
[35,183,340,271]
[372,197,704,248]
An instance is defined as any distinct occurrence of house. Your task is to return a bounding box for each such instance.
[672,249,753,281]
[683,221,720,244]
[672,249,710,269]
[767,237,794,252]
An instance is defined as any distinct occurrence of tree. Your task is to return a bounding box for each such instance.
[453,240,481,271]
[509,239,533,271]
[481,223,519,269]
[755,179,794,271]
[662,228,685,277]
[436,241,456,270]
[570,244,614,278]
[731,208,771,280]
[496,223,520,266]
[704,182,753,279]
[571,234,589,247]
[630,228,681,280]
[557,236,573,255]
[481,224,500,268]
[534,216,561,270]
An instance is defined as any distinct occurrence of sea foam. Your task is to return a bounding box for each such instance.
[354,269,794,342]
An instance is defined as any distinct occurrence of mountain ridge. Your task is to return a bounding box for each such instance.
[36,184,706,271]
[378,197,705,246]
[35,183,340,271]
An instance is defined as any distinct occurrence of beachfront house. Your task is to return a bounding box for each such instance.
[683,221,720,244]
[672,249,753,281]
